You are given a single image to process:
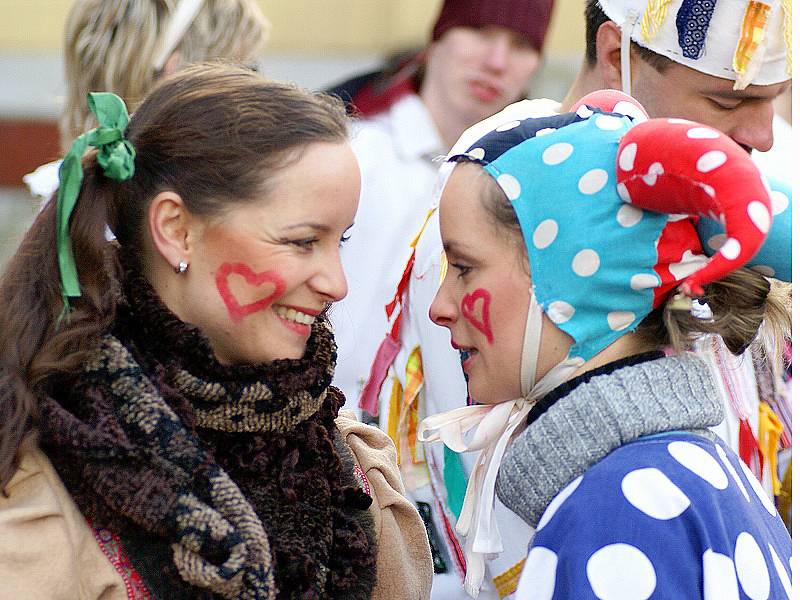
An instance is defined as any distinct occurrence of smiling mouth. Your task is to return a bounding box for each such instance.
[274,305,316,325]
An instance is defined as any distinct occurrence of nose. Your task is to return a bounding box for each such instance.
[483,36,511,73]
[312,249,349,302]
[728,101,775,153]
[429,281,458,329]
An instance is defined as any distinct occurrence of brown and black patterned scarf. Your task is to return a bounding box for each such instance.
[38,267,377,599]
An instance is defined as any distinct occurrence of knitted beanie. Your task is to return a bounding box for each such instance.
[431,0,555,52]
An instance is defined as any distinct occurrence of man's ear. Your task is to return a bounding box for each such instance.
[147,191,195,271]
[595,20,624,91]
[162,52,182,77]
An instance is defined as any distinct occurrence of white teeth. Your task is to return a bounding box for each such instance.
[275,306,315,325]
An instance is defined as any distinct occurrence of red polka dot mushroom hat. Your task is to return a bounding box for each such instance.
[449,90,791,361]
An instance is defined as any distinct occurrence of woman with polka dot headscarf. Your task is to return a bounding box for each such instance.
[418,91,791,598]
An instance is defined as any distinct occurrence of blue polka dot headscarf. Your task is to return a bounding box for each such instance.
[447,91,791,362]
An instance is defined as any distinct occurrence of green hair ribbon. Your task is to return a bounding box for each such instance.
[56,92,136,317]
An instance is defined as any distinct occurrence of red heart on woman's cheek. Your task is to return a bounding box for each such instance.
[460,288,493,344]
[215,262,286,323]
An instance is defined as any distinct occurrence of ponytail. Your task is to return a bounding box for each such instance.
[636,268,790,360]
[0,157,119,490]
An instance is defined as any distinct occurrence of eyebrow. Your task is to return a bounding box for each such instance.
[281,222,331,233]
[705,83,790,101]
[443,240,478,260]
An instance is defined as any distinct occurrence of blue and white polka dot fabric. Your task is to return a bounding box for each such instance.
[516,433,792,599]
[457,109,666,361]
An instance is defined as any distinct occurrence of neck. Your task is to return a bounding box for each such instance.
[569,333,653,380]
[560,62,610,112]
[419,78,471,149]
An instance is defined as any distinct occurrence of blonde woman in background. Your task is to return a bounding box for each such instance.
[25,0,270,199]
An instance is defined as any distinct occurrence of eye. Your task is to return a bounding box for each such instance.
[339,234,351,248]
[288,237,318,250]
[450,262,473,279]
[708,97,742,110]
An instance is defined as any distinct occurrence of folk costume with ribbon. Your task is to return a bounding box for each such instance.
[418,90,791,598]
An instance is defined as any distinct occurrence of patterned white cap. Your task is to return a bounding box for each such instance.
[598,0,791,89]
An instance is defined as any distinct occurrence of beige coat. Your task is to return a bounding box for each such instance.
[0,420,433,600]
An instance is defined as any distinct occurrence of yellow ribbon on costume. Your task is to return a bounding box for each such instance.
[493,558,526,598]
[387,377,403,458]
[641,0,673,41]
[394,347,430,489]
[733,1,771,89]
[758,401,784,495]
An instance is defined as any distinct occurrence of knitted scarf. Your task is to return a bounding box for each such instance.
[496,353,724,533]
[38,268,377,599]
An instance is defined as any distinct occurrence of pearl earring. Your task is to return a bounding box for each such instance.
[175,260,189,274]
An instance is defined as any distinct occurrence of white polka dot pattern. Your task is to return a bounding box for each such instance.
[595,115,623,130]
[770,190,789,215]
[547,301,575,324]
[715,444,749,502]
[618,143,637,171]
[497,173,521,200]
[702,549,739,600]
[707,234,727,251]
[738,457,777,516]
[617,182,632,202]
[617,204,643,227]
[586,544,657,600]
[720,238,741,260]
[572,249,600,277]
[768,544,792,598]
[666,213,689,222]
[542,142,574,166]
[576,105,593,119]
[687,127,720,139]
[578,169,608,195]
[467,147,486,160]
[621,468,691,520]
[667,441,728,490]
[747,201,771,233]
[495,120,521,132]
[613,100,647,122]
[696,150,727,173]
[537,475,583,531]
[751,265,776,277]
[642,162,664,186]
[734,532,770,600]
[533,219,559,249]
[536,127,556,137]
[518,547,558,600]
[630,273,659,290]
[607,311,635,331]
[668,250,708,280]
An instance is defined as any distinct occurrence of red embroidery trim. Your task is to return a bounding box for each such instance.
[353,464,372,497]
[88,520,152,599]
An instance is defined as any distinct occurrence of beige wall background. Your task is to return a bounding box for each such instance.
[0,0,586,55]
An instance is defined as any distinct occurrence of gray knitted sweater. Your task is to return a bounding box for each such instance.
[496,352,724,529]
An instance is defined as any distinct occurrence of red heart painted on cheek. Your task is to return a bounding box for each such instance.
[215,262,287,324]
[460,288,493,344]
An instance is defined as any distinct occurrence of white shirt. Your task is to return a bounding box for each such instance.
[330,94,445,408]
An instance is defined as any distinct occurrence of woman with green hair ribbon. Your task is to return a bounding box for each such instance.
[56,92,136,316]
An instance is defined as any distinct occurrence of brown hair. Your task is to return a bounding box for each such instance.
[466,160,790,360]
[61,0,270,149]
[0,63,349,490]
[583,0,673,72]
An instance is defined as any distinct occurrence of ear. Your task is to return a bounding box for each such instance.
[147,191,196,271]
[161,52,182,77]
[595,21,624,91]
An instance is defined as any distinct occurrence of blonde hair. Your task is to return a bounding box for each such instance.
[61,0,270,149]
